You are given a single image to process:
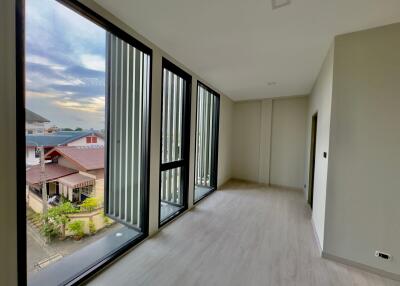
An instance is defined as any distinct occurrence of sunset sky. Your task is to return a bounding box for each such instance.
[26,0,106,130]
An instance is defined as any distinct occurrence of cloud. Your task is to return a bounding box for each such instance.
[25,0,106,129]
[80,54,105,72]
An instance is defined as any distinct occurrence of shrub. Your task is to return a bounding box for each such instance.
[68,220,85,239]
[41,202,78,240]
[88,220,96,235]
[80,197,98,212]
[102,212,110,225]
[41,221,59,241]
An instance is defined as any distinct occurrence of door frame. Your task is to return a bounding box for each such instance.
[308,112,318,209]
[158,58,192,227]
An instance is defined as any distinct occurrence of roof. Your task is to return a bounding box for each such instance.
[57,173,96,188]
[26,163,78,185]
[26,130,103,147]
[45,146,104,171]
[26,109,50,124]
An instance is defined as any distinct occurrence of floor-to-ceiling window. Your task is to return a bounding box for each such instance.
[194,82,220,203]
[20,1,151,285]
[159,59,192,225]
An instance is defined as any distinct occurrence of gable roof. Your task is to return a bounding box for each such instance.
[26,109,50,124]
[45,146,104,171]
[26,131,104,147]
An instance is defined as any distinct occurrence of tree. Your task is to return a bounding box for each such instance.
[75,127,83,131]
[62,128,73,131]
[42,202,78,240]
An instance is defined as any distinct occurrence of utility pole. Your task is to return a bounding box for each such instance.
[40,146,48,214]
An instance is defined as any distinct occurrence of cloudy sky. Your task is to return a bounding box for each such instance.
[26,0,106,130]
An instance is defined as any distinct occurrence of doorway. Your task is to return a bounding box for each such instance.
[308,113,318,209]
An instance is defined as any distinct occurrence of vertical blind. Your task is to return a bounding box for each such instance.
[195,85,217,187]
[106,33,150,229]
[160,69,185,205]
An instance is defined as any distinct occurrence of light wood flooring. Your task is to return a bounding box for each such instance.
[88,180,400,286]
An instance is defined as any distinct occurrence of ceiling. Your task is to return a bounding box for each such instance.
[93,0,400,101]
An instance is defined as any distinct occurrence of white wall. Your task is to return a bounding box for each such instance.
[303,45,334,250]
[217,94,234,187]
[270,97,308,189]
[324,23,400,276]
[232,101,262,182]
[0,0,18,285]
[232,96,308,189]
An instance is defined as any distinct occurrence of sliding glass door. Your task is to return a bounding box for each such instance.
[194,82,220,203]
[159,59,192,225]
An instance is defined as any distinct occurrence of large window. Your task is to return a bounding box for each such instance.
[159,59,192,226]
[194,82,220,203]
[20,1,151,285]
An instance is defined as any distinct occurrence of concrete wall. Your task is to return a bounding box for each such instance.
[232,97,308,189]
[324,23,400,276]
[0,0,18,285]
[303,45,334,250]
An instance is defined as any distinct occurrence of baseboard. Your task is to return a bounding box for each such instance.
[310,217,322,256]
[269,183,303,192]
[322,252,400,282]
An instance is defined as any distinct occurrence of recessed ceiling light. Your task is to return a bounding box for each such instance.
[272,0,291,10]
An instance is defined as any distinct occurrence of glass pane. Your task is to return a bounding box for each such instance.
[161,69,184,164]
[160,167,182,221]
[194,85,218,201]
[24,1,150,285]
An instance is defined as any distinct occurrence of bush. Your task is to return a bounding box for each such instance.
[68,220,85,239]
[41,221,59,241]
[41,202,78,240]
[102,212,111,225]
[88,220,96,235]
[80,197,98,212]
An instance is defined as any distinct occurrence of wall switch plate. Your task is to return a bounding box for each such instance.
[375,251,392,260]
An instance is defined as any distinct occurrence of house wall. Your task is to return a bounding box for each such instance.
[303,45,334,250]
[67,136,104,147]
[231,96,308,189]
[26,122,46,134]
[324,23,400,276]
[26,147,39,166]
[0,0,18,285]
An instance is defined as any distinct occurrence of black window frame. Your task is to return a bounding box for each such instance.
[15,0,153,285]
[158,58,192,227]
[193,81,220,204]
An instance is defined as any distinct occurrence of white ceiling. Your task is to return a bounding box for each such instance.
[94,0,400,101]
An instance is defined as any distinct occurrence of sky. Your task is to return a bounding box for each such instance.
[26,0,106,130]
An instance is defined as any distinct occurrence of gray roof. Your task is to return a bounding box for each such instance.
[26,131,103,147]
[26,109,50,123]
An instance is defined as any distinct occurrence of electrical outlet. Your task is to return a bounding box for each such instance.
[375,251,392,261]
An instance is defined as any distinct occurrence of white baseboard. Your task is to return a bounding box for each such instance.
[322,252,400,282]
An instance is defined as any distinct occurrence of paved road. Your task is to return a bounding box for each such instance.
[27,222,123,274]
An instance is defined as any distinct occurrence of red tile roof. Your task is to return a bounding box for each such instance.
[26,163,78,185]
[45,146,104,171]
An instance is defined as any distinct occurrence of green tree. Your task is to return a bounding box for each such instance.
[62,128,73,131]
[42,202,78,240]
[75,127,83,131]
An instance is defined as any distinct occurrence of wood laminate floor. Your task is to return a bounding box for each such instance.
[89,180,400,286]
